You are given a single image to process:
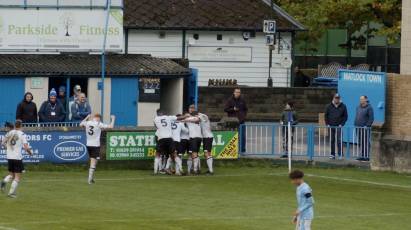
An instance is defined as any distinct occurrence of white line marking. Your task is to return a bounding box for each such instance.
[1,213,410,226]
[0,226,19,230]
[22,173,286,183]
[307,174,411,189]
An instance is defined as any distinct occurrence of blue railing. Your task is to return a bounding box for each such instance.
[239,123,372,161]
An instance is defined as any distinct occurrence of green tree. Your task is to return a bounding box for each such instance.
[274,0,401,56]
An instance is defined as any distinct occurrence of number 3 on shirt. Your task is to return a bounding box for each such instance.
[88,126,95,136]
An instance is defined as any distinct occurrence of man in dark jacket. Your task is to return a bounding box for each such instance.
[224,88,248,124]
[38,89,66,123]
[354,95,374,161]
[16,92,38,123]
[224,88,248,152]
[325,93,348,159]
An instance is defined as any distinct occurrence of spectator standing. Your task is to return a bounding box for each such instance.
[224,88,248,152]
[57,86,67,111]
[38,89,66,123]
[68,85,83,120]
[224,88,248,124]
[324,93,348,160]
[354,96,374,162]
[16,92,38,123]
[71,93,92,122]
[280,102,299,158]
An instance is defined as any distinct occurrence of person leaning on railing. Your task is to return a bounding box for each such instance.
[38,89,66,123]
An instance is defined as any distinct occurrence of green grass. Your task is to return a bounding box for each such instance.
[0,164,410,230]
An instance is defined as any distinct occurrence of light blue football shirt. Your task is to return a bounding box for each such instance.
[296,182,314,220]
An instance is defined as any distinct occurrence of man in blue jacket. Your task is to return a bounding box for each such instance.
[354,95,374,161]
[325,94,348,160]
[71,93,92,122]
[38,89,66,123]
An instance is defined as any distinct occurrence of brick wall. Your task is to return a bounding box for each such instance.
[198,87,336,122]
[385,74,411,137]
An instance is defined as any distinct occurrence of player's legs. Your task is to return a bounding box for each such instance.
[154,151,161,174]
[8,172,20,198]
[203,138,214,174]
[1,172,14,193]
[296,219,311,230]
[88,157,98,184]
[190,138,201,175]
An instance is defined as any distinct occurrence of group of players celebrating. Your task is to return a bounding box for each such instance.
[154,104,214,176]
[0,104,213,198]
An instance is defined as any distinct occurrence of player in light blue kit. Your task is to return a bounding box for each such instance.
[289,170,314,230]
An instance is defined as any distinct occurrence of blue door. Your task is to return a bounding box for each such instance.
[0,77,25,125]
[111,78,138,126]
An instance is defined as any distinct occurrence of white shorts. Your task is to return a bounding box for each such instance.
[296,219,312,230]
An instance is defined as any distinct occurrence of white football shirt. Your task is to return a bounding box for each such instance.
[185,116,203,139]
[4,130,28,160]
[81,120,109,147]
[171,121,183,142]
[154,115,177,140]
[199,113,213,138]
[180,123,190,140]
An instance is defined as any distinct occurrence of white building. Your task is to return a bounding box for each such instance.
[123,0,305,87]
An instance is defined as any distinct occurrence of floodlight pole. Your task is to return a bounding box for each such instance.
[101,0,112,121]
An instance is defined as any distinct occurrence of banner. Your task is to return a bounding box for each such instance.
[0,8,123,52]
[0,131,88,164]
[106,131,239,160]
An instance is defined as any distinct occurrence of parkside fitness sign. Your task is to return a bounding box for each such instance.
[0,8,123,51]
[107,131,239,160]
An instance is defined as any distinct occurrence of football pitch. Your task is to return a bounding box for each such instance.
[0,164,410,230]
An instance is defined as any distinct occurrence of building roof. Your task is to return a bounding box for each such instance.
[0,54,190,77]
[124,0,305,31]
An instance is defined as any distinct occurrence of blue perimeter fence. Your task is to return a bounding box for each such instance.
[239,123,372,161]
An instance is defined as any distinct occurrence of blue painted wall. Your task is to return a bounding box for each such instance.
[0,77,25,125]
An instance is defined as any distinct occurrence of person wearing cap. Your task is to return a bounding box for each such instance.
[38,89,66,123]
[324,93,348,160]
[57,86,67,111]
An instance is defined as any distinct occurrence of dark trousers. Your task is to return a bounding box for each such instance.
[356,128,371,159]
[330,127,343,156]
[240,124,246,152]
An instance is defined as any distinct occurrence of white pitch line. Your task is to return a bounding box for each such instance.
[306,174,411,189]
[22,172,286,183]
[1,212,410,226]
[0,226,19,230]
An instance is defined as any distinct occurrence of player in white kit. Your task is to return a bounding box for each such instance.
[184,105,203,175]
[199,112,214,175]
[80,114,115,184]
[153,109,177,175]
[169,117,184,175]
[1,120,32,198]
